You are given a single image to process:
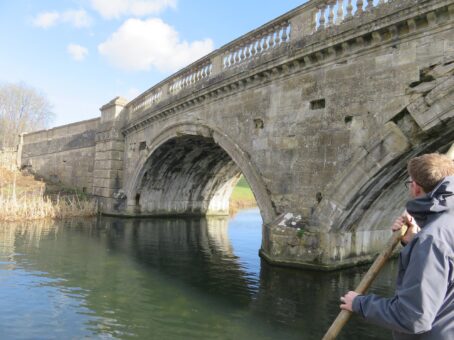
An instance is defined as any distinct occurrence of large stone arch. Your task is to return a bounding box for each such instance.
[313,65,454,235]
[261,66,454,269]
[124,122,276,224]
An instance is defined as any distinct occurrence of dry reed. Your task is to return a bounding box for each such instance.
[0,169,97,221]
[0,177,97,221]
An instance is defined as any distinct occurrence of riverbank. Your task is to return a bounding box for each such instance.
[0,167,97,221]
[229,176,257,215]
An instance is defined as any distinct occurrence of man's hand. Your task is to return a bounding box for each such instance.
[392,211,420,245]
[340,291,359,312]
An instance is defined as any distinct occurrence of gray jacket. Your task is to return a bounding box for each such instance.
[352,175,454,339]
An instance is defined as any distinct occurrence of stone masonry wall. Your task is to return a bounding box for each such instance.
[21,118,100,192]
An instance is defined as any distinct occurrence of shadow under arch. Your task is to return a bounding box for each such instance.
[124,122,276,224]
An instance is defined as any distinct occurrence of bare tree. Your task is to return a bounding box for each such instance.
[0,82,54,148]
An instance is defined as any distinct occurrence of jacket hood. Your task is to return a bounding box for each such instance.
[406,175,454,227]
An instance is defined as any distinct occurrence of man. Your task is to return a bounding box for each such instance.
[340,153,454,339]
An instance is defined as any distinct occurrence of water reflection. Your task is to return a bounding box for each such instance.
[0,210,396,339]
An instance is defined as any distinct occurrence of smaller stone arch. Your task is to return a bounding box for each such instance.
[124,122,276,224]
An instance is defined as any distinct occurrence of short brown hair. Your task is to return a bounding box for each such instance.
[407,153,454,193]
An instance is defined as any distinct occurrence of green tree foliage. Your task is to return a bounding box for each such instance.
[0,82,54,148]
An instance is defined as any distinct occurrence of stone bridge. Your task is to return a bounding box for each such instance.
[20,0,454,269]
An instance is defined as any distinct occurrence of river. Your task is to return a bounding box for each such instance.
[0,208,397,339]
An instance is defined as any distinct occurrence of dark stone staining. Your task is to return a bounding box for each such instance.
[344,116,353,124]
[24,130,97,157]
[139,141,146,151]
[310,99,325,110]
[66,130,97,149]
[254,118,264,129]
[137,136,241,215]
[409,67,436,88]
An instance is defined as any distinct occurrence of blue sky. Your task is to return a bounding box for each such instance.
[0,1,306,127]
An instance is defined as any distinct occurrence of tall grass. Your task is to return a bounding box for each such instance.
[0,174,97,221]
[0,193,97,221]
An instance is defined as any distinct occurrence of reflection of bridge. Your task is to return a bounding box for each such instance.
[20,0,454,269]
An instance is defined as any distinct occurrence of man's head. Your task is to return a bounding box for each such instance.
[407,153,454,197]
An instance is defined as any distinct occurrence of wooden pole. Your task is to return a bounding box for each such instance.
[321,226,407,340]
[322,143,454,340]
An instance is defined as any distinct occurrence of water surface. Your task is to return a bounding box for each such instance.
[0,208,397,339]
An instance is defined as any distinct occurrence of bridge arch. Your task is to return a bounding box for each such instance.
[313,82,454,235]
[124,122,276,224]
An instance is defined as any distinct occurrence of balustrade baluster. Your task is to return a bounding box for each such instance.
[268,31,275,48]
[243,46,248,60]
[275,29,280,46]
[336,0,344,23]
[328,0,335,26]
[346,0,353,17]
[227,52,233,67]
[319,4,327,29]
[281,23,289,43]
[244,42,251,58]
[263,34,269,50]
[234,50,240,64]
[224,54,229,68]
[357,0,364,14]
[251,40,258,56]
[257,36,264,53]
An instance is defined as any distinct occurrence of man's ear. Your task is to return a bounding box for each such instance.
[414,183,426,197]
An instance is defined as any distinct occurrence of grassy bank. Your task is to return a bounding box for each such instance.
[0,167,97,222]
[229,176,257,214]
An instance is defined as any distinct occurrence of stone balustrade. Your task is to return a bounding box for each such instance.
[223,21,291,69]
[315,0,390,29]
[129,90,162,114]
[169,62,212,94]
[125,0,394,117]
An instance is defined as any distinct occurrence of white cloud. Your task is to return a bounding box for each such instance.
[61,10,92,28]
[98,18,213,72]
[33,9,92,29]
[33,11,60,28]
[91,0,177,19]
[67,44,89,61]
